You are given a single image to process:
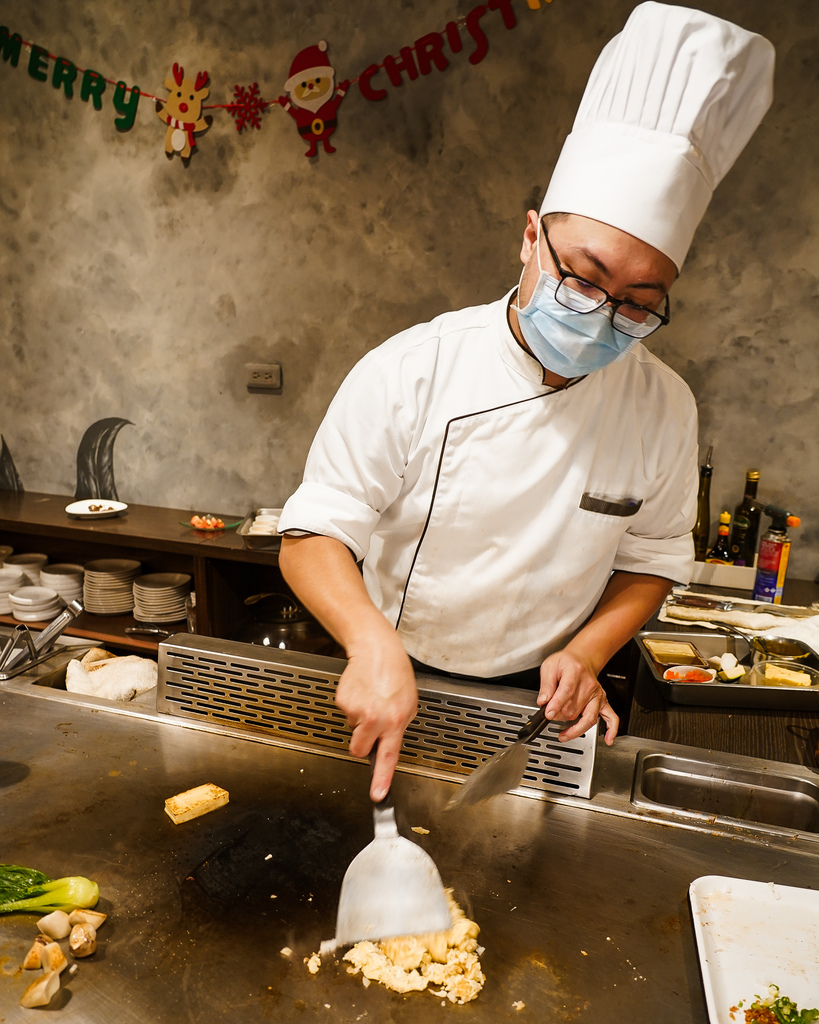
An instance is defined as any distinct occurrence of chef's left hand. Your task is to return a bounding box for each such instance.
[537,649,619,745]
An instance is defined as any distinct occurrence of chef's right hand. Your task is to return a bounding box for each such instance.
[335,629,418,802]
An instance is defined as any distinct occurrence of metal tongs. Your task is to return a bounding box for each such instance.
[0,599,84,678]
[667,593,817,619]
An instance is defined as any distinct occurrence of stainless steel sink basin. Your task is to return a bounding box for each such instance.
[631,750,819,835]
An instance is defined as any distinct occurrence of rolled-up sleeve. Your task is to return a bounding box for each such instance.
[278,336,426,561]
[611,363,699,585]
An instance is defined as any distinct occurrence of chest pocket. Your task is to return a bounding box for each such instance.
[579,492,643,517]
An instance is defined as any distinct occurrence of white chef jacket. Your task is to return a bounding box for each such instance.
[279,292,698,677]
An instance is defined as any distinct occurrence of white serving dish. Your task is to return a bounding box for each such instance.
[689,875,819,1024]
[11,606,62,619]
[9,586,60,606]
[5,553,48,584]
[65,499,128,519]
[0,567,25,591]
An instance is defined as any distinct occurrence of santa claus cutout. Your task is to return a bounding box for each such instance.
[279,42,349,157]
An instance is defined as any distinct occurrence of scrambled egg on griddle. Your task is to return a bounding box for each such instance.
[308,889,485,1004]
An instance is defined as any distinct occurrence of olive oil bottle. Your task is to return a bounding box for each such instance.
[729,469,761,566]
[692,445,713,561]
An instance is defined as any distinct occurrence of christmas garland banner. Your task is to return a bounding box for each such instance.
[0,0,554,163]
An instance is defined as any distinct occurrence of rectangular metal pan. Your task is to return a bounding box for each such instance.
[636,630,819,710]
[237,507,282,551]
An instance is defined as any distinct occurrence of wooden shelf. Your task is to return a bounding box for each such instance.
[0,491,288,656]
[0,491,280,565]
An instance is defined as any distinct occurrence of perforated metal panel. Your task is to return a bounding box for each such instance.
[157,634,596,799]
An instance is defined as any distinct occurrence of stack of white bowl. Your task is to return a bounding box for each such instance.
[133,572,192,623]
[0,567,25,614]
[5,553,48,585]
[10,585,62,622]
[83,558,141,615]
[40,564,84,605]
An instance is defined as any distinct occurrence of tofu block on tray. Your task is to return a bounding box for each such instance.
[164,783,229,824]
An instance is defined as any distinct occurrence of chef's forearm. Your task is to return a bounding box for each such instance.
[278,534,396,654]
[279,534,417,801]
[564,571,673,674]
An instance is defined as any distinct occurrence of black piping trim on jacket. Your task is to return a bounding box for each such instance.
[394,387,581,631]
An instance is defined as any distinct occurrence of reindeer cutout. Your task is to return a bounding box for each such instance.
[156,64,212,161]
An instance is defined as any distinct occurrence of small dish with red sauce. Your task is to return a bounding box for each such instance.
[662,665,717,684]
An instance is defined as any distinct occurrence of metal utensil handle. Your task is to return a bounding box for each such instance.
[517,705,549,744]
[368,741,400,838]
[0,623,39,672]
[33,599,83,654]
[669,595,730,611]
[369,740,394,810]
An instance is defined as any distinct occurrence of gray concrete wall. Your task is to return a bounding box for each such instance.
[0,0,816,579]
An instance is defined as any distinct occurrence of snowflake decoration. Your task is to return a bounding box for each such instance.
[228,82,269,132]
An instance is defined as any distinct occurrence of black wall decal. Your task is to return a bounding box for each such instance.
[74,417,133,500]
[0,435,23,491]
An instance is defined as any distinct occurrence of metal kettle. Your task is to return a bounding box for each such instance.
[231,591,339,656]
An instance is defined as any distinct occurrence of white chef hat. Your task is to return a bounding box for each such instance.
[539,2,775,269]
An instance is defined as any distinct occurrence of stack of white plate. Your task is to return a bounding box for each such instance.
[5,553,48,585]
[10,586,61,622]
[40,564,84,604]
[0,567,25,614]
[133,572,192,623]
[83,558,141,615]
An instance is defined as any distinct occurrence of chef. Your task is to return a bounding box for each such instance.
[278,2,775,801]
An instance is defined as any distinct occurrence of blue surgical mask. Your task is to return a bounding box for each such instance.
[511,224,638,378]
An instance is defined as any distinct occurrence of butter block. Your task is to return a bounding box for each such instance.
[164,783,229,824]
[763,664,812,688]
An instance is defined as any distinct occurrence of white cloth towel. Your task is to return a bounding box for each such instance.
[66,654,157,701]
[660,590,819,656]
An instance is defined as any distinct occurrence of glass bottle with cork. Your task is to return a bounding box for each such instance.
[692,445,713,561]
[706,511,733,563]
[729,469,761,566]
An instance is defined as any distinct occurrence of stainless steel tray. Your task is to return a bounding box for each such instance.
[237,507,282,551]
[636,630,819,710]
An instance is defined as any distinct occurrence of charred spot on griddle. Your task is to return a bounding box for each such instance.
[181,812,358,922]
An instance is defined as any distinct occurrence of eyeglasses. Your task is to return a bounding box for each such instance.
[541,218,671,339]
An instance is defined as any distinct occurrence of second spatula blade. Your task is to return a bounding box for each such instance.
[445,705,548,811]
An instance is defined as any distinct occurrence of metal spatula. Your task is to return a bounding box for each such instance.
[445,705,549,811]
[324,753,452,952]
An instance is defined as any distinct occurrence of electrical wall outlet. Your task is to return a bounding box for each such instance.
[246,363,282,392]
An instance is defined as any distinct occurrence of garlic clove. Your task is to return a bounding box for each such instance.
[68,908,107,930]
[37,909,72,939]
[22,934,52,970]
[69,922,97,958]
[20,970,60,1008]
[41,942,69,974]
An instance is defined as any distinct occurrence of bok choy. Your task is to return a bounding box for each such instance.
[0,864,99,915]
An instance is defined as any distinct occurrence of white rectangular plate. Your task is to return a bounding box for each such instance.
[689,875,819,1023]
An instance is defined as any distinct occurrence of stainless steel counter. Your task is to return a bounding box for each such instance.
[1,676,817,1023]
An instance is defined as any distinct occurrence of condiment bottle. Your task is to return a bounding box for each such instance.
[705,511,733,563]
[752,505,800,603]
[692,445,713,561]
[729,469,761,565]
